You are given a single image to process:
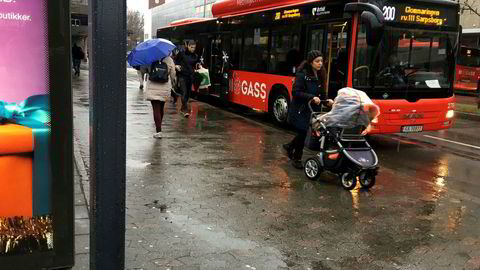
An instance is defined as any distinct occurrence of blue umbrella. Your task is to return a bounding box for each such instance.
[127,38,176,67]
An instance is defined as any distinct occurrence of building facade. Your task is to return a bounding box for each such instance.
[150,0,217,38]
[459,0,480,48]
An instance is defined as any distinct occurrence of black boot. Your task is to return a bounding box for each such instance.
[282,143,294,160]
[292,159,303,169]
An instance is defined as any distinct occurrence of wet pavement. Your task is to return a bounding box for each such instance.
[73,68,480,270]
[456,94,478,106]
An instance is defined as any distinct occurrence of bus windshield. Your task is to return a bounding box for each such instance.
[354,26,457,96]
[457,47,480,67]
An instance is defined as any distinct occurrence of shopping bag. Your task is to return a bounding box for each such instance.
[195,67,211,90]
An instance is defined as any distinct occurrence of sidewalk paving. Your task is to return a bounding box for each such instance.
[72,163,90,270]
[455,94,480,120]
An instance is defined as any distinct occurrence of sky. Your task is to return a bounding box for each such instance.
[127,0,148,13]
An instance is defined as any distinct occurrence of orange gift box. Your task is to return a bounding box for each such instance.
[0,124,34,217]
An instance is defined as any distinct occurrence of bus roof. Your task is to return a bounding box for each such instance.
[212,0,324,18]
[169,18,216,27]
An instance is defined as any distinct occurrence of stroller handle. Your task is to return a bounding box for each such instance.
[308,99,328,112]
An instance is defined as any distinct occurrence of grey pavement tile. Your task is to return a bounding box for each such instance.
[75,234,90,255]
[75,204,89,219]
[74,217,90,236]
[71,253,89,270]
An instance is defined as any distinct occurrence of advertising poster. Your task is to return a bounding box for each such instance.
[0,0,52,255]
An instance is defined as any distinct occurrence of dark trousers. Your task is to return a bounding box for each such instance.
[151,100,165,132]
[287,129,307,160]
[73,59,81,75]
[178,76,192,112]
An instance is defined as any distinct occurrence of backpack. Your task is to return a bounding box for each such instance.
[149,60,169,83]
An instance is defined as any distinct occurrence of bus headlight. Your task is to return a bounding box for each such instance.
[446,110,455,119]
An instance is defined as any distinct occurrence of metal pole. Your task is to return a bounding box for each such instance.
[88,0,126,269]
[204,0,207,18]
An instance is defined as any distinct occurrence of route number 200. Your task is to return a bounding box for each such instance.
[383,6,396,21]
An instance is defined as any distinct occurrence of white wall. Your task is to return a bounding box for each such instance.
[144,9,153,40]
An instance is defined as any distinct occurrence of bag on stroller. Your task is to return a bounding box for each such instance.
[303,87,380,190]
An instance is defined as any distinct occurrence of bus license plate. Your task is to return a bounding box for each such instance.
[402,125,423,133]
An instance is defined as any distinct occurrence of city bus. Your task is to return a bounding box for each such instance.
[157,0,460,134]
[455,46,480,94]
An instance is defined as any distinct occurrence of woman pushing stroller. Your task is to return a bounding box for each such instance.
[283,50,333,169]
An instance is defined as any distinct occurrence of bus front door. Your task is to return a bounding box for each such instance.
[325,21,350,99]
[308,21,350,99]
[208,35,231,100]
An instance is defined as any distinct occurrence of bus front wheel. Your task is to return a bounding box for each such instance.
[270,92,289,125]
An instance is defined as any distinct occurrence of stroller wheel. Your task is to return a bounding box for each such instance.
[304,158,322,180]
[359,171,376,189]
[340,173,357,190]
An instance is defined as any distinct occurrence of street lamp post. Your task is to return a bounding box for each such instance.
[88,0,127,269]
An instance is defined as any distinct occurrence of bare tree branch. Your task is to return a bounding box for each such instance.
[127,10,144,50]
[461,0,480,17]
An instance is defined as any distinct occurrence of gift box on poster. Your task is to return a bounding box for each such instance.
[0,95,51,218]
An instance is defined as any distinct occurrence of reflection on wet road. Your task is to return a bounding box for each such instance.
[73,70,480,270]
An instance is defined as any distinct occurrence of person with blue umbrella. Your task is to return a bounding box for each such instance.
[128,39,177,139]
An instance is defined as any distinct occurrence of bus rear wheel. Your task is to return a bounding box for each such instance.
[271,92,289,125]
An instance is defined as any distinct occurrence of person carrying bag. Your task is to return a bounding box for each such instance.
[146,55,176,139]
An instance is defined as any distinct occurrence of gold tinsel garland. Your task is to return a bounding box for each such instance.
[0,216,53,255]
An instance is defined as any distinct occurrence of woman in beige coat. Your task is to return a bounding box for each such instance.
[146,56,176,138]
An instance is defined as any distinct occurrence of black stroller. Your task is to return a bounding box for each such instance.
[303,90,379,190]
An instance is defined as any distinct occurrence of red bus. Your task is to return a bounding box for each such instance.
[157,0,460,134]
[455,46,480,94]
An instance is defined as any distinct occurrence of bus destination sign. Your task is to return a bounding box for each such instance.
[274,8,301,20]
[382,2,456,27]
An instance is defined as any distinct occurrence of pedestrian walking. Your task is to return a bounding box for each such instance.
[72,43,84,76]
[146,55,176,139]
[283,50,333,169]
[175,40,201,117]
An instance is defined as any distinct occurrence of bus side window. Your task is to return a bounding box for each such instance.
[242,28,269,73]
[230,35,242,69]
[269,26,300,75]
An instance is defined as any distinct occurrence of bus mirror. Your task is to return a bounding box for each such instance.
[344,2,384,24]
[344,2,384,46]
[361,11,384,46]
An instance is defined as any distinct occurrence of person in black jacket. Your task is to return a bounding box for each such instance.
[72,43,84,76]
[284,50,333,169]
[175,40,200,117]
